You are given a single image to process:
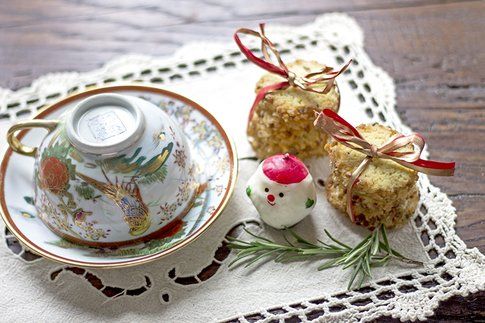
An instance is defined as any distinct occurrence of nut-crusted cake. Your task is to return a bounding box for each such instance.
[325,124,419,229]
[247,59,340,160]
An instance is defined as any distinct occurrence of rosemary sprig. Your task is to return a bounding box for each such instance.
[227,225,422,290]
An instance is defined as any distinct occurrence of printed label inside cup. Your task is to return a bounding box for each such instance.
[87,111,127,142]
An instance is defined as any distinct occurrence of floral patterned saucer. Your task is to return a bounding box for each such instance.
[0,85,237,268]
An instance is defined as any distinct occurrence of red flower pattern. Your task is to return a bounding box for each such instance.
[39,157,69,194]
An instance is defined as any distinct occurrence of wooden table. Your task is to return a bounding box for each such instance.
[0,0,483,321]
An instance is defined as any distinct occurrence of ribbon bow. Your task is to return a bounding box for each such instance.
[234,24,352,125]
[314,109,455,224]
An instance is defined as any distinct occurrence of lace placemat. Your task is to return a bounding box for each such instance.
[0,14,483,322]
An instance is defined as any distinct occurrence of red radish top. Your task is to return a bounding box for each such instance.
[262,153,309,184]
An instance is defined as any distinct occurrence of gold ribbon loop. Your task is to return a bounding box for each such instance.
[234,24,352,125]
[314,109,455,225]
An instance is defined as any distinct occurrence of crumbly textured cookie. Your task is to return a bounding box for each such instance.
[325,123,419,229]
[247,59,340,160]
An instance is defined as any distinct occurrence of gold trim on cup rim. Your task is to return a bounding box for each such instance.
[0,84,238,269]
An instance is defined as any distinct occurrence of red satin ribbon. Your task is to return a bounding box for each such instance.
[314,109,455,223]
[234,23,352,126]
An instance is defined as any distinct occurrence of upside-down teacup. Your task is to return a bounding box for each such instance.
[7,93,200,247]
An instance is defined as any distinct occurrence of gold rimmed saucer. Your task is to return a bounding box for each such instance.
[0,85,238,268]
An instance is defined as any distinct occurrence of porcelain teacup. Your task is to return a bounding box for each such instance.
[7,93,199,247]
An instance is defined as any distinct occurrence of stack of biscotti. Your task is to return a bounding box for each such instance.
[247,59,340,160]
[325,124,419,230]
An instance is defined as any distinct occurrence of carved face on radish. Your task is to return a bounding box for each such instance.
[246,154,317,229]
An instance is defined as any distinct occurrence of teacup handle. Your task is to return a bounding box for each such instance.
[7,120,59,157]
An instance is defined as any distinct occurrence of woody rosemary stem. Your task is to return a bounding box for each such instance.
[227,225,423,290]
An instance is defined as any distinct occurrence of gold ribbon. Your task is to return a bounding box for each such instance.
[314,109,455,224]
[234,24,352,124]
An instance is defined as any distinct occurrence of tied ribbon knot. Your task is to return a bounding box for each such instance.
[314,109,455,224]
[234,23,352,126]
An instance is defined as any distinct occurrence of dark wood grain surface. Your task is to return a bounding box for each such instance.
[0,0,483,321]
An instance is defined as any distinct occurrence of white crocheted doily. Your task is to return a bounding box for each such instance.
[0,14,483,322]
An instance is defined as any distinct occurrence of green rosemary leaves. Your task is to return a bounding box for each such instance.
[227,225,422,290]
